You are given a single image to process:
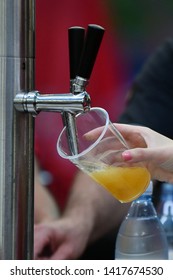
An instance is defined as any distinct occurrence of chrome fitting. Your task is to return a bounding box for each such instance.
[14,90,91,116]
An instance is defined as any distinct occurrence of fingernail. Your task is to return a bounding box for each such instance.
[122,151,132,161]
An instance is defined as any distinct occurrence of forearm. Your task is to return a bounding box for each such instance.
[62,171,130,244]
[34,158,60,223]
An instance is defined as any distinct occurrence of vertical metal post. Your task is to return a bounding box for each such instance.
[0,0,35,259]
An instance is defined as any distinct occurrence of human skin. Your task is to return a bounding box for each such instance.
[86,123,173,184]
[34,171,129,259]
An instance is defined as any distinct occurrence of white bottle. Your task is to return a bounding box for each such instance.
[115,181,168,259]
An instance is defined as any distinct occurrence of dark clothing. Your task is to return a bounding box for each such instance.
[119,38,173,139]
[118,38,173,217]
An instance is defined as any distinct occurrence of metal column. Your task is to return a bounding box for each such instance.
[0,0,35,259]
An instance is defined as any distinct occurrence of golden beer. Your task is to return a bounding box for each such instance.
[90,166,151,203]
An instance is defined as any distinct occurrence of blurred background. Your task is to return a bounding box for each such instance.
[35,0,173,120]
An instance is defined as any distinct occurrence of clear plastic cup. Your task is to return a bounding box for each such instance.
[57,107,150,203]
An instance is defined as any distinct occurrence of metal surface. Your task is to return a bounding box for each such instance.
[0,0,35,259]
[14,90,91,115]
[14,78,91,157]
[62,111,79,155]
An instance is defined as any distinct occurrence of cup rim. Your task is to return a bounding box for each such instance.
[57,107,109,160]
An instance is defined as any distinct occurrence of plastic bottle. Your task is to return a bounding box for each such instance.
[115,181,168,259]
[156,182,173,260]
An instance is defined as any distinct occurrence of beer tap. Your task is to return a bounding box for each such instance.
[14,24,105,153]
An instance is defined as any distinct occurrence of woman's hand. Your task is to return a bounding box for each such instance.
[115,124,173,183]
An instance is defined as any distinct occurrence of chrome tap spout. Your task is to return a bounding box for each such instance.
[14,90,91,116]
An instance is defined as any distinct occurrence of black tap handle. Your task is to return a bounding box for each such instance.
[77,24,105,80]
[68,26,85,80]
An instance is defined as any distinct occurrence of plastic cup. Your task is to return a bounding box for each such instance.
[57,107,151,203]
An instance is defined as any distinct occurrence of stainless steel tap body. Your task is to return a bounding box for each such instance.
[14,90,91,115]
[0,0,35,259]
[14,76,91,157]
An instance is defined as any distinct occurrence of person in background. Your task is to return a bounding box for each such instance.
[34,158,60,224]
[34,37,173,259]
